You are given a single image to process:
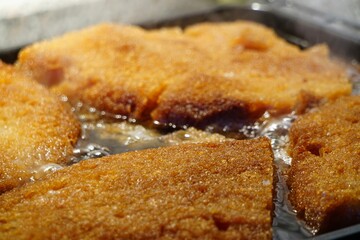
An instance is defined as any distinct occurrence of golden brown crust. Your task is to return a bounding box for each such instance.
[0,138,273,239]
[151,73,269,128]
[17,21,351,127]
[287,96,360,233]
[153,23,351,126]
[0,62,80,193]
[17,24,207,120]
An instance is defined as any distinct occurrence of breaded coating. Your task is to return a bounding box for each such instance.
[0,62,80,193]
[287,96,360,233]
[153,22,350,126]
[17,24,209,121]
[0,138,273,240]
[17,21,351,127]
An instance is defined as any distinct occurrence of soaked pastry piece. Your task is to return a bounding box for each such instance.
[0,138,273,239]
[17,22,351,127]
[287,96,360,233]
[0,62,80,194]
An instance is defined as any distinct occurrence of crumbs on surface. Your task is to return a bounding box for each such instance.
[0,138,273,240]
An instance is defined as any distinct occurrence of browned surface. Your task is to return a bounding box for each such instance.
[154,22,351,126]
[17,21,351,127]
[0,138,273,240]
[0,62,80,194]
[17,24,208,121]
[287,96,360,233]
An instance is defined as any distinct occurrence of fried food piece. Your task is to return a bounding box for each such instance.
[287,96,360,233]
[152,23,351,127]
[0,62,80,194]
[17,22,351,127]
[17,24,209,121]
[0,138,273,240]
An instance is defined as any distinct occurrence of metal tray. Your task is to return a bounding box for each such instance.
[1,5,359,240]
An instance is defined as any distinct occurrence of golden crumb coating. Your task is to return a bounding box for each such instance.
[17,24,209,121]
[287,96,360,233]
[153,22,351,127]
[0,62,80,193]
[17,21,351,127]
[0,138,273,240]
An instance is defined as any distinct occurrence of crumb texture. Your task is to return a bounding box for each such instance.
[288,96,360,233]
[0,62,80,193]
[17,21,351,126]
[0,138,273,240]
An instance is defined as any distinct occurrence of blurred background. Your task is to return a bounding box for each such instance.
[0,0,359,52]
